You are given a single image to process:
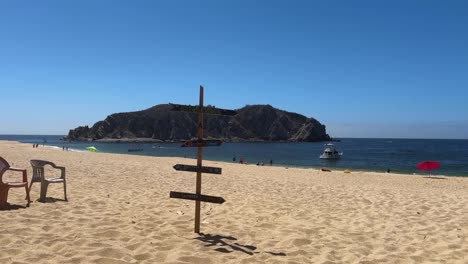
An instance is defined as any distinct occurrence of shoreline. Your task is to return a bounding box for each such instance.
[3,137,467,177]
[16,140,468,179]
[16,140,468,178]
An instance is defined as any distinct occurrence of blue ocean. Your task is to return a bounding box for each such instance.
[1,135,467,177]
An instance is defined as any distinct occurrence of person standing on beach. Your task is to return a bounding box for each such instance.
[270,159,273,166]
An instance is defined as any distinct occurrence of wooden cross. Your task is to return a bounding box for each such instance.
[169,85,236,233]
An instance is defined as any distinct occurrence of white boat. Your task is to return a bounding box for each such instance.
[319,143,343,159]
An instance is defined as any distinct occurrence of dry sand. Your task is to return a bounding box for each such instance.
[0,140,467,264]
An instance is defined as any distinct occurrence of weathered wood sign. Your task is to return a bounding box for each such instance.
[173,164,222,174]
[170,191,225,204]
[181,139,223,147]
[171,104,237,116]
[170,85,236,233]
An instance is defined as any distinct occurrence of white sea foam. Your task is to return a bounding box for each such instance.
[44,145,62,150]
[44,145,87,153]
[69,149,86,153]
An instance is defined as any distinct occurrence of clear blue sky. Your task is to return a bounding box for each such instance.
[1,1,467,138]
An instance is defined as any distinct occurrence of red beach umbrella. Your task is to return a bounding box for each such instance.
[416,161,440,171]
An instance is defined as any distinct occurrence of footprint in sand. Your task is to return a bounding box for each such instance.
[292,238,312,247]
[133,252,152,261]
[177,255,212,264]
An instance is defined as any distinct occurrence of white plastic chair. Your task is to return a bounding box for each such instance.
[30,160,67,202]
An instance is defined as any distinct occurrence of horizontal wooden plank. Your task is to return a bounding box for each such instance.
[170,104,237,116]
[173,164,222,174]
[170,191,225,204]
[181,139,223,147]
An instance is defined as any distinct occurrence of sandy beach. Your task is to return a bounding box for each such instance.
[0,140,466,263]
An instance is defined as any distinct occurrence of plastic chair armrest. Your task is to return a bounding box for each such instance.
[54,166,66,179]
[8,167,26,172]
[7,168,28,182]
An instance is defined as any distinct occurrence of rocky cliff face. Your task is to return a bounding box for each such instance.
[65,104,331,142]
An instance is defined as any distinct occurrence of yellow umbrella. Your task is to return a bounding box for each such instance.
[86,146,98,152]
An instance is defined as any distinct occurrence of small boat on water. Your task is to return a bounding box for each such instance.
[319,143,343,159]
[128,148,143,152]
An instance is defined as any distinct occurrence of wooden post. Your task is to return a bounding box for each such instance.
[169,86,235,233]
[194,85,204,233]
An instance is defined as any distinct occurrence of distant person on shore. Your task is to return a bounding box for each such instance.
[240,157,244,164]
[270,159,273,166]
[387,168,391,173]
[233,156,236,162]
[62,146,65,151]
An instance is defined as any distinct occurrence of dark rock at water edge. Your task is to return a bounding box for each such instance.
[65,104,331,142]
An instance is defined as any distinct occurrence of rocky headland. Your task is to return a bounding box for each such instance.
[65,104,331,142]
